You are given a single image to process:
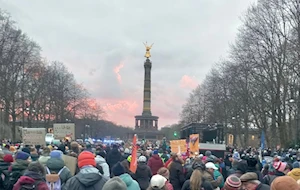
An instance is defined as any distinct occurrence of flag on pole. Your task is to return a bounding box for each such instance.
[130,134,137,173]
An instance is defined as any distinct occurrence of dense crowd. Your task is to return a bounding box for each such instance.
[1,141,300,190]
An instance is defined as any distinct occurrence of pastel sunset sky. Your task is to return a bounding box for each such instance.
[1,0,256,127]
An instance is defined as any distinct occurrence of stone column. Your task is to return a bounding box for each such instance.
[142,59,152,116]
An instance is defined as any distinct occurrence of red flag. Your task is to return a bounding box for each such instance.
[130,134,137,173]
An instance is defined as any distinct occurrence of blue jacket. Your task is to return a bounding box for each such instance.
[119,173,140,190]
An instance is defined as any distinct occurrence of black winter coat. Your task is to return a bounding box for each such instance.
[134,163,152,190]
[169,160,185,190]
[107,148,122,169]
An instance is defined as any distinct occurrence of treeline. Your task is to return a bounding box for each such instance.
[180,0,300,147]
[0,10,107,140]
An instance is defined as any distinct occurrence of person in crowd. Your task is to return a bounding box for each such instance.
[58,144,66,155]
[0,154,13,169]
[122,148,131,161]
[246,157,263,182]
[46,150,72,187]
[13,161,48,190]
[181,169,214,190]
[22,147,31,155]
[169,153,185,190]
[3,144,13,155]
[112,162,140,190]
[135,156,152,190]
[262,164,270,178]
[9,151,31,186]
[223,175,241,190]
[205,162,223,189]
[63,151,108,190]
[30,147,39,161]
[95,150,110,178]
[240,172,270,190]
[148,150,164,175]
[210,161,224,189]
[102,177,127,190]
[157,167,173,190]
[120,159,136,179]
[107,144,122,170]
[38,147,51,165]
[287,162,300,181]
[69,141,80,158]
[147,174,167,190]
[160,150,169,163]
[263,161,290,185]
[271,176,300,190]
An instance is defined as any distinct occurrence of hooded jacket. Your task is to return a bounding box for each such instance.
[95,155,110,178]
[288,168,300,181]
[46,157,73,185]
[38,155,50,165]
[119,173,140,190]
[107,148,122,169]
[13,171,48,190]
[63,166,108,190]
[147,154,164,175]
[134,162,152,190]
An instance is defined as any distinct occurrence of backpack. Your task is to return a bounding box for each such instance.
[20,180,42,190]
[4,170,23,190]
[46,166,65,190]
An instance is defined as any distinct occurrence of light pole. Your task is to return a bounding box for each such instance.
[289,98,300,144]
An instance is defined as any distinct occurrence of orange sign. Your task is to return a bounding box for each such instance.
[130,134,137,173]
[189,134,199,155]
[170,140,187,154]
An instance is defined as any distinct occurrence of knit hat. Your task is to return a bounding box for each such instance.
[3,154,13,163]
[274,162,287,172]
[102,177,127,190]
[112,162,125,176]
[224,175,242,190]
[233,151,240,160]
[287,168,300,181]
[293,162,300,169]
[15,151,30,160]
[50,150,63,159]
[22,147,30,155]
[153,150,158,155]
[9,146,16,153]
[138,156,147,163]
[150,174,167,189]
[78,151,96,168]
[271,176,300,190]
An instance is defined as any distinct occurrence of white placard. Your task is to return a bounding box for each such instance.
[22,128,46,145]
[53,123,75,140]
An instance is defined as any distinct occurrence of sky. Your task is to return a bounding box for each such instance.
[0,0,256,127]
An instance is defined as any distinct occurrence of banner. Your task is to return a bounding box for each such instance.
[260,131,265,150]
[189,134,199,156]
[130,134,137,173]
[53,123,75,140]
[170,139,187,154]
[22,128,46,145]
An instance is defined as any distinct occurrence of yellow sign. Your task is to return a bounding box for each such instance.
[228,134,234,146]
[189,134,199,156]
[170,139,186,154]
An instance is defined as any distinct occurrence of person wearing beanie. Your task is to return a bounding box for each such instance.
[112,162,140,190]
[271,176,300,190]
[107,144,122,170]
[287,166,300,182]
[3,154,13,163]
[224,175,241,190]
[157,167,174,190]
[8,151,30,184]
[247,157,264,182]
[0,153,12,172]
[38,147,51,165]
[263,161,290,185]
[22,147,30,155]
[3,144,13,155]
[148,150,164,175]
[135,156,152,190]
[63,151,108,190]
[102,177,127,190]
[46,150,72,187]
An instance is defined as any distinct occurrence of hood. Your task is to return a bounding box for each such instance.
[120,173,134,186]
[289,168,300,177]
[46,158,64,170]
[111,148,120,154]
[76,166,102,187]
[95,156,106,164]
[17,176,35,185]
[137,163,148,170]
[152,154,161,160]
[38,156,50,163]
[23,171,44,181]
[12,160,29,171]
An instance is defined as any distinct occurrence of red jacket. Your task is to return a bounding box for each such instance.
[13,176,49,190]
[148,154,164,175]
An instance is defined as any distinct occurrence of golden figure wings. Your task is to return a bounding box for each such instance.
[143,42,154,58]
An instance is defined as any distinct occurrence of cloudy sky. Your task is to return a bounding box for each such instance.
[1,0,255,127]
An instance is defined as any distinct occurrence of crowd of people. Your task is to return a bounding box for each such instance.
[1,141,300,190]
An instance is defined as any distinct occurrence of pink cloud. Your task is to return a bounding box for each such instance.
[180,75,198,89]
[113,62,124,84]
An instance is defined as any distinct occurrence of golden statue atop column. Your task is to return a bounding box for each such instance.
[143,42,153,58]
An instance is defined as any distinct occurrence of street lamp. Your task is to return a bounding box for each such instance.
[288,98,299,144]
